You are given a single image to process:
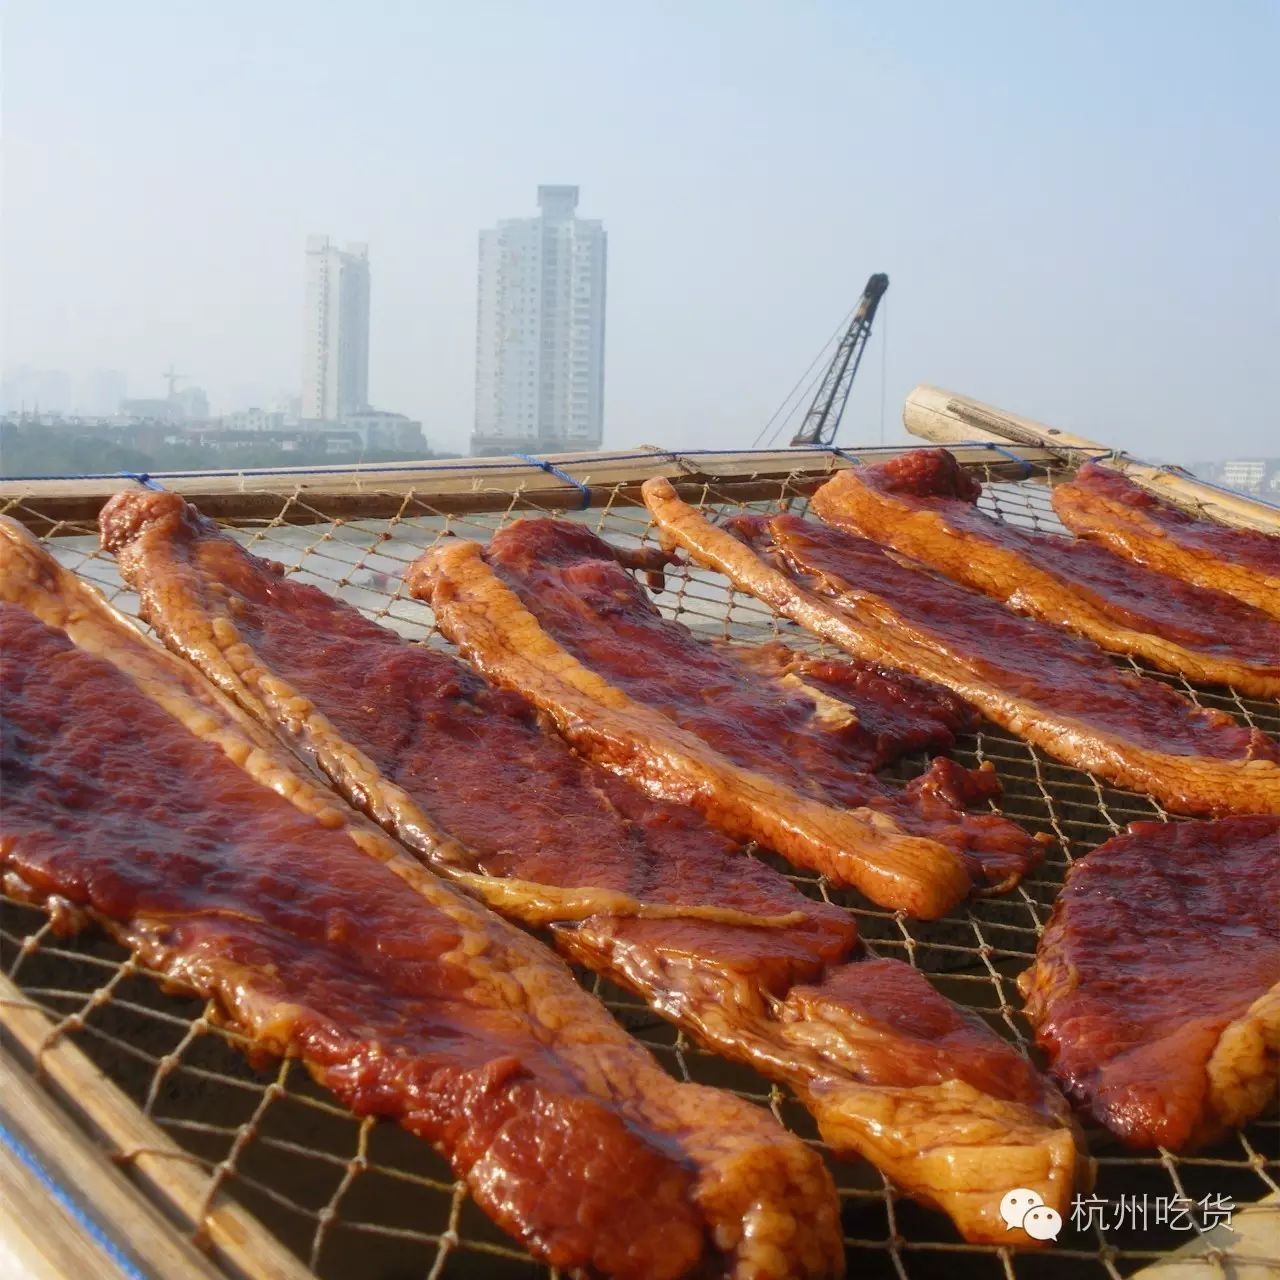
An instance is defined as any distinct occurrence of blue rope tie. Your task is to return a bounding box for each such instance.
[119,470,165,490]
[513,453,592,509]
[0,1115,150,1280]
[831,447,866,467]
[979,442,1035,479]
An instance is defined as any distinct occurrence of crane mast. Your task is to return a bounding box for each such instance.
[790,272,888,448]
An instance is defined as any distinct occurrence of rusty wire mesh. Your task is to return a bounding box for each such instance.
[2,447,1278,1280]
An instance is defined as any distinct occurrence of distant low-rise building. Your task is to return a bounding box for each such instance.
[1191,457,1280,497]
[223,407,288,433]
[340,408,427,453]
[175,425,364,455]
[1218,459,1266,493]
[120,397,181,422]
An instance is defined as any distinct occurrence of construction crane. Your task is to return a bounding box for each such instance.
[162,364,188,399]
[789,272,888,448]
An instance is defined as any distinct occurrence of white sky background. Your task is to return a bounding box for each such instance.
[2,1,1278,460]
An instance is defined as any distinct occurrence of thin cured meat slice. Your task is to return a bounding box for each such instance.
[1019,816,1280,1150]
[810,450,1280,698]
[98,489,1085,1244]
[470,517,1044,897]
[483,518,980,774]
[1,518,842,1280]
[642,477,1280,818]
[1053,461,1280,621]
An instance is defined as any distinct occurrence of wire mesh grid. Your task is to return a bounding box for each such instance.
[2,452,1278,1280]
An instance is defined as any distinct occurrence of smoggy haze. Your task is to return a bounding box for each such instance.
[3,1,1277,460]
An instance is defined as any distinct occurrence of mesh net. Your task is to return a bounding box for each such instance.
[2,448,1278,1280]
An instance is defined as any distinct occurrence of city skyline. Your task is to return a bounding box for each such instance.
[4,3,1277,462]
[473,185,607,455]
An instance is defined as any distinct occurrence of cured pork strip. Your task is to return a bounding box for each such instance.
[642,478,1280,818]
[1019,816,1280,1150]
[459,517,1045,901]
[810,450,1280,698]
[99,489,1084,1244]
[483,519,980,772]
[1053,461,1280,621]
[413,537,1029,917]
[1,519,842,1280]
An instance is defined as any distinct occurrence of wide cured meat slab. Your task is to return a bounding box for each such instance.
[642,478,1280,818]
[0,516,842,1280]
[1053,461,1280,621]
[98,489,1084,1245]
[811,450,1280,698]
[1019,816,1280,1151]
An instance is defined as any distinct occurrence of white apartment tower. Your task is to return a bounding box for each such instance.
[472,185,607,455]
[301,235,371,422]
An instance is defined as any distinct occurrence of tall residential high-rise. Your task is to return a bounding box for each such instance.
[472,185,607,455]
[301,235,371,422]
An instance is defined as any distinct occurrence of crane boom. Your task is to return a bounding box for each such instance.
[790,272,888,448]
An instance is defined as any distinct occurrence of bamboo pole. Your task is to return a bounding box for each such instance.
[0,442,1058,532]
[903,384,1280,534]
[0,1053,226,1280]
[0,977,312,1280]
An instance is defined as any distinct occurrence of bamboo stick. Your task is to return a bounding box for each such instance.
[0,977,312,1280]
[0,443,1057,532]
[0,1052,226,1280]
[903,384,1280,534]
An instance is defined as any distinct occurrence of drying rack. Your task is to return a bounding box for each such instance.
[2,388,1277,1280]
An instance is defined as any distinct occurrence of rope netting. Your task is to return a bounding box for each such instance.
[1,451,1277,1280]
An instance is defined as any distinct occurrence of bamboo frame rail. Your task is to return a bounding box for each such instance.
[0,442,1058,532]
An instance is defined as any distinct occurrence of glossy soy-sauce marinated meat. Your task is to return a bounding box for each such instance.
[467,517,1043,899]
[98,490,1084,1245]
[1,518,842,1280]
[1053,461,1280,621]
[642,477,1280,819]
[810,450,1280,697]
[486,518,979,772]
[1020,816,1280,1151]
[416,536,1046,912]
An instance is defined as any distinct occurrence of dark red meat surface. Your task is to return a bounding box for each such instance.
[1020,816,1280,1150]
[843,450,1280,664]
[0,605,713,1277]
[484,518,1040,891]
[758,514,1275,765]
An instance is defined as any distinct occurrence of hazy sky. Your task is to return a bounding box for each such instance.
[4,1,1277,460]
